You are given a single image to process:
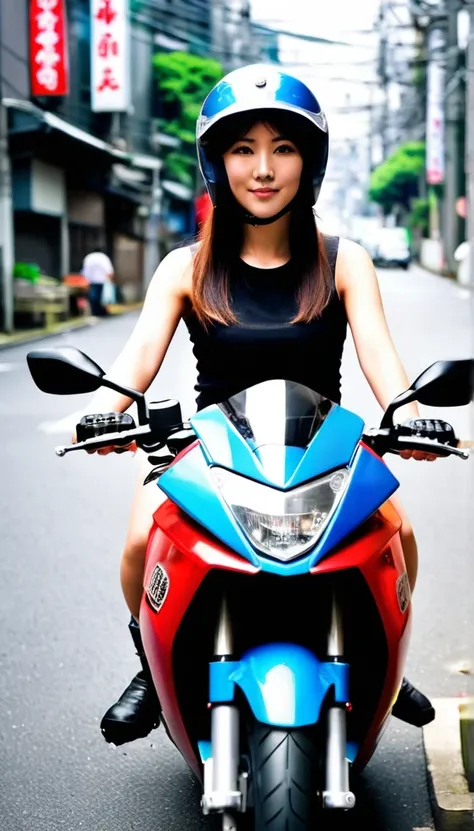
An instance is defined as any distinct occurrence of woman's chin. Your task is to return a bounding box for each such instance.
[243,198,286,219]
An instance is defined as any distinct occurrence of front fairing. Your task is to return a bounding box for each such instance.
[158,380,400,575]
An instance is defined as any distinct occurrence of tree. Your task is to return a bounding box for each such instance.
[368,141,426,215]
[407,197,430,239]
[153,51,223,189]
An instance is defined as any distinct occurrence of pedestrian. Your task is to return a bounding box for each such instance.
[74,64,442,745]
[81,249,115,317]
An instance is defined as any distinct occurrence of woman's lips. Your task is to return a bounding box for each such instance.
[250,188,279,199]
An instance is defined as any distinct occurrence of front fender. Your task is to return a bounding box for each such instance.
[210,643,349,728]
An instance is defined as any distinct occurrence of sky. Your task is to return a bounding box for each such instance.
[249,0,384,226]
[250,0,381,134]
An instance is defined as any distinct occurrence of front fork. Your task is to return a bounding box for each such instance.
[323,592,356,809]
[201,595,247,825]
[201,592,355,820]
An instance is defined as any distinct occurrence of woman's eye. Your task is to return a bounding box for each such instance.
[233,146,252,154]
[275,144,296,154]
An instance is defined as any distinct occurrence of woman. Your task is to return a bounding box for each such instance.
[79,65,442,746]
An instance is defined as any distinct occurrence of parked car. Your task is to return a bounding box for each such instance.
[373,228,411,270]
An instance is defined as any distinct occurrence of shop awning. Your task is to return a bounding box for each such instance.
[2,98,162,172]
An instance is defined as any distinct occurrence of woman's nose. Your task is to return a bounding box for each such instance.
[253,152,274,181]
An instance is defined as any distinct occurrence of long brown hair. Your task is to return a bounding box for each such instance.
[192,111,333,327]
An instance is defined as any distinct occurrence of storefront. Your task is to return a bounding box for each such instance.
[5,99,160,298]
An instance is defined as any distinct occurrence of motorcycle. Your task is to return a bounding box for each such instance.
[27,347,474,831]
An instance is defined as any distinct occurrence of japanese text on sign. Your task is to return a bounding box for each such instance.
[91,0,130,112]
[30,0,69,96]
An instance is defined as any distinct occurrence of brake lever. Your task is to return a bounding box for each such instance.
[391,435,470,460]
[363,429,471,460]
[55,425,152,457]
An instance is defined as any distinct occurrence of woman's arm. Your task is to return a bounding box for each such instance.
[82,246,192,415]
[336,238,419,423]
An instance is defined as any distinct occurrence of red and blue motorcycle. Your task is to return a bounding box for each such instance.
[27,347,473,831]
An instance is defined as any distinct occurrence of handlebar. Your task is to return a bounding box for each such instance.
[55,420,196,459]
[54,415,472,463]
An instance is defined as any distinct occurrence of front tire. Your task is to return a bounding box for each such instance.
[247,722,318,831]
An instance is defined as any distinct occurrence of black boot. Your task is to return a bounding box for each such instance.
[100,617,161,745]
[391,678,435,727]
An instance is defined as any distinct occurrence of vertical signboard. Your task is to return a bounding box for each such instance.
[91,0,130,112]
[426,28,445,185]
[30,0,69,96]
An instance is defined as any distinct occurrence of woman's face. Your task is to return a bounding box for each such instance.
[222,121,304,218]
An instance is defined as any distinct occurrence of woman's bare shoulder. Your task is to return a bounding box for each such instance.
[149,243,197,297]
[335,237,376,295]
[337,237,372,263]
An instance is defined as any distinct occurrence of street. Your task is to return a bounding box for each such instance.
[0,264,473,831]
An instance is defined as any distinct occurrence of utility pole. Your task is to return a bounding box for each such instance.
[467,0,474,292]
[0,39,15,333]
[426,8,447,244]
[444,0,465,275]
[368,86,375,182]
[378,0,390,162]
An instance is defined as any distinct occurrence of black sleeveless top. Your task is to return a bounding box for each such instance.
[184,234,347,411]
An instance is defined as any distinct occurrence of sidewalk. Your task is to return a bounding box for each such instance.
[0,302,142,351]
[423,697,474,831]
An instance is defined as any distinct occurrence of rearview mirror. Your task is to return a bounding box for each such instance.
[27,347,105,395]
[27,346,149,424]
[381,358,474,428]
[411,360,474,406]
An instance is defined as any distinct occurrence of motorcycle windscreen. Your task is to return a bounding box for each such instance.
[219,379,333,450]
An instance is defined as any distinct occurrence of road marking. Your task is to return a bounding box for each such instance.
[0,362,18,372]
[423,698,473,823]
[37,410,85,434]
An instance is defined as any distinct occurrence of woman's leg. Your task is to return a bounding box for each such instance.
[101,453,166,745]
[391,494,418,592]
[389,495,434,725]
[120,451,167,619]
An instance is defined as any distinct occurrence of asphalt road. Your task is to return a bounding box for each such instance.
[0,264,473,831]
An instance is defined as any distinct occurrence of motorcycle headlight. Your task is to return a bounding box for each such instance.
[211,467,350,562]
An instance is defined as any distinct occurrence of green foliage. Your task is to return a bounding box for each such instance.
[164,152,196,188]
[153,51,223,188]
[14,262,41,282]
[407,197,429,238]
[369,142,426,214]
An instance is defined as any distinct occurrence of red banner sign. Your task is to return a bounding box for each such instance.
[30,0,69,96]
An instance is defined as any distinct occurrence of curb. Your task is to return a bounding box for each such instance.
[423,698,474,831]
[0,305,141,352]
[460,700,474,792]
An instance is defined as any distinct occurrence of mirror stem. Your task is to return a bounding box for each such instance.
[380,389,416,428]
[102,377,149,424]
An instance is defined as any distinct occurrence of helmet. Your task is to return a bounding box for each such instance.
[196,64,329,207]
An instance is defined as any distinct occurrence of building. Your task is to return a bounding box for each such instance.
[211,0,259,69]
[0,0,279,331]
[1,0,162,331]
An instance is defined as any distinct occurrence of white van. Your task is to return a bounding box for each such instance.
[373,227,411,270]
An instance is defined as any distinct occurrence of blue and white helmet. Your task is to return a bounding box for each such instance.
[196,64,329,205]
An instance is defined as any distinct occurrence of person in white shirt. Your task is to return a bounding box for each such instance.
[81,250,114,316]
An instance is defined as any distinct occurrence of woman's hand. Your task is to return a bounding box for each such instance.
[399,448,438,462]
[71,429,137,456]
[398,418,456,462]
